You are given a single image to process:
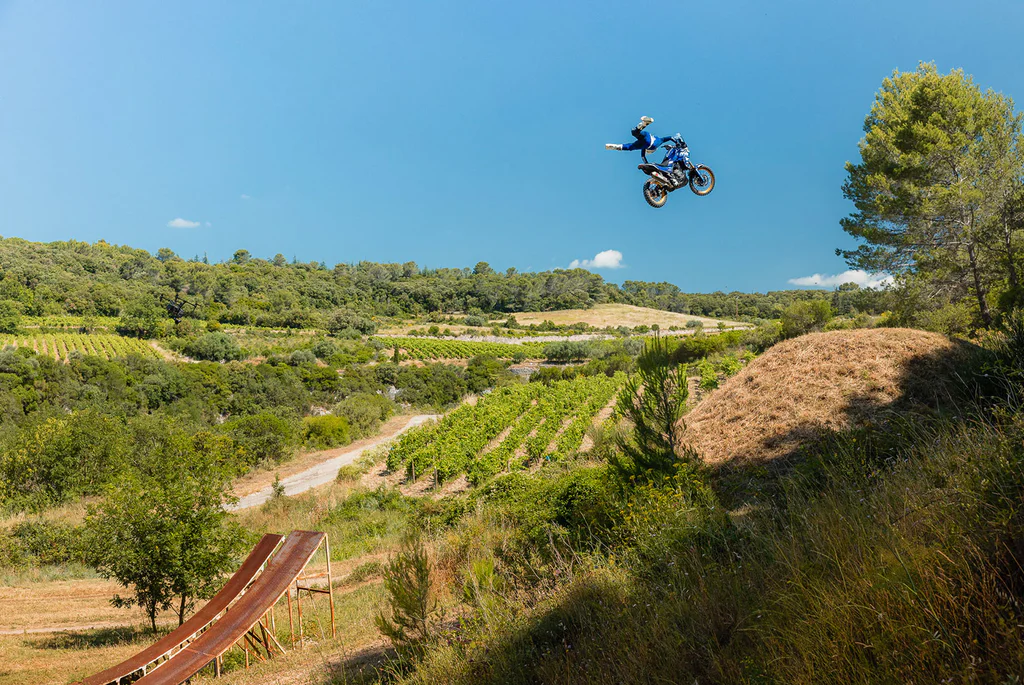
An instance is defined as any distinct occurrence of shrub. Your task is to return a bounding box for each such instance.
[463,315,486,327]
[302,414,351,449]
[311,338,338,360]
[183,333,245,361]
[289,349,317,366]
[376,533,440,661]
[698,359,719,390]
[781,300,833,338]
[223,412,297,466]
[334,392,395,438]
[543,341,591,363]
[0,300,22,334]
[327,310,377,336]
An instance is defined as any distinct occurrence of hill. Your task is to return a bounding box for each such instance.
[512,303,749,330]
[685,328,973,464]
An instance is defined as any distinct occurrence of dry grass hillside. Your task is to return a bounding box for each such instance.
[514,303,749,329]
[685,328,975,464]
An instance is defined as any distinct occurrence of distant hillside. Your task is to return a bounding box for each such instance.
[685,328,974,463]
[0,236,884,327]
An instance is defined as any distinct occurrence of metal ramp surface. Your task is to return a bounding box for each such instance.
[132,530,326,685]
[78,533,284,685]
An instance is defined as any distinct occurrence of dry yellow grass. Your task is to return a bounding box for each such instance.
[685,328,971,464]
[513,303,748,329]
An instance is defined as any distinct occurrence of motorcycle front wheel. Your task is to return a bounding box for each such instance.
[689,165,715,196]
[643,180,668,208]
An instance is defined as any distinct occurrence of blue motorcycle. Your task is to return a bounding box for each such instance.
[637,139,715,208]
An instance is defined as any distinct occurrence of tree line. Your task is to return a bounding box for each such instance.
[0,237,880,330]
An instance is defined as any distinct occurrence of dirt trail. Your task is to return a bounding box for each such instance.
[229,414,439,510]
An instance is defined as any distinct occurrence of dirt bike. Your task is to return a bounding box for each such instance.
[638,138,715,208]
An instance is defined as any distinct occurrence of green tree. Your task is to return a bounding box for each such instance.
[840,63,1024,328]
[0,300,22,334]
[86,445,246,630]
[232,249,251,265]
[780,300,832,338]
[610,336,692,482]
[117,298,166,338]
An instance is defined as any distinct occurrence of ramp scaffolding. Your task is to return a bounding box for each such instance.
[78,530,335,685]
[79,533,283,685]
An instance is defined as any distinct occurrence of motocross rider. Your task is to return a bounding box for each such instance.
[605,117,692,181]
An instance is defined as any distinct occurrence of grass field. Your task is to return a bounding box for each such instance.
[512,303,749,330]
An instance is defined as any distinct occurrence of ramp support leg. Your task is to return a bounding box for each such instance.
[326,534,336,638]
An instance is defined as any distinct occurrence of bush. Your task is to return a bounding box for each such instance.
[543,341,591,363]
[311,338,338,360]
[302,414,351,449]
[223,412,297,466]
[328,310,377,336]
[183,333,245,361]
[334,392,395,438]
[463,315,486,327]
[0,300,22,334]
[781,300,833,338]
[289,349,317,366]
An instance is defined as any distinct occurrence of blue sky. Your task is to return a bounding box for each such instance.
[1,1,1022,293]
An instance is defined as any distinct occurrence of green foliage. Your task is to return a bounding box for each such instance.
[0,300,22,334]
[376,533,440,662]
[222,412,297,466]
[697,359,719,390]
[334,392,395,438]
[327,309,377,336]
[840,62,1024,328]
[86,447,247,630]
[182,332,245,361]
[542,340,591,363]
[302,414,351,449]
[116,298,167,339]
[781,299,833,338]
[610,337,693,482]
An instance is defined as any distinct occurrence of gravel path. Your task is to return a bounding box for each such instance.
[228,414,438,510]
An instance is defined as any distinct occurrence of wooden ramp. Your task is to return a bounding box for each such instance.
[79,533,283,685]
[133,530,326,684]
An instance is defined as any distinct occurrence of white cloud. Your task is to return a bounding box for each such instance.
[205,221,212,227]
[788,269,893,289]
[240,194,251,200]
[569,249,625,270]
[167,217,201,229]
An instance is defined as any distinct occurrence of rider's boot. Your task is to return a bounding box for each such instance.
[605,143,623,150]
[636,116,654,131]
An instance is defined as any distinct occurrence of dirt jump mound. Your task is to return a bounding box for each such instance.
[684,328,974,464]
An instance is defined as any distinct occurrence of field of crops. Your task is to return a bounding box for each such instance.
[22,315,121,330]
[387,373,625,485]
[0,333,164,361]
[377,337,548,359]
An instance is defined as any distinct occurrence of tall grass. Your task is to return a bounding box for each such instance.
[387,412,1024,684]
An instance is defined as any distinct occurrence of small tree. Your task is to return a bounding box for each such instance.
[86,446,246,630]
[376,533,438,661]
[610,336,693,482]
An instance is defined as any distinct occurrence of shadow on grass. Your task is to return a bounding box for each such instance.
[29,625,163,651]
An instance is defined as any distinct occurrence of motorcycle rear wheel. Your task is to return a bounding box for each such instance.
[689,164,715,196]
[643,180,668,208]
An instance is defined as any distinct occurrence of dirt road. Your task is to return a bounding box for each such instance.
[228,414,438,510]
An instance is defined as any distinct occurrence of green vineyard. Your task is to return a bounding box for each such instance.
[0,333,164,361]
[377,337,548,359]
[387,373,625,485]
